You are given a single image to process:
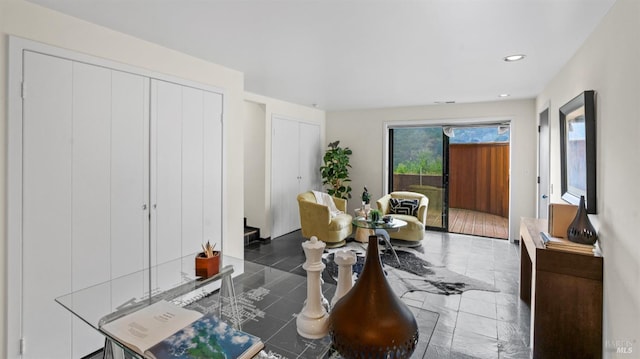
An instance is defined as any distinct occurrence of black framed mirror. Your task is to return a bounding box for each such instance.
[559,90,596,213]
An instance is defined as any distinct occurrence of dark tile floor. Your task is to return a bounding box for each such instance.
[245,230,532,359]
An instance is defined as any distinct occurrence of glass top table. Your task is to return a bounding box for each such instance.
[56,251,440,359]
[352,216,407,230]
[352,216,406,264]
[56,253,245,358]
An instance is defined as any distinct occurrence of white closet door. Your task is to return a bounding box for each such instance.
[110,71,150,279]
[17,45,222,358]
[271,119,322,238]
[22,51,74,359]
[22,53,151,358]
[181,86,205,255]
[151,80,223,288]
[151,80,183,267]
[71,66,149,357]
[71,61,113,358]
[108,71,150,326]
[203,91,223,245]
[71,62,111,291]
[271,117,301,238]
[299,123,322,193]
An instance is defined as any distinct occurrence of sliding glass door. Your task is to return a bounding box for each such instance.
[389,123,511,238]
[388,126,449,231]
[446,125,510,239]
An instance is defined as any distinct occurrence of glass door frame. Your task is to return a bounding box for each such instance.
[383,118,512,234]
[387,126,449,232]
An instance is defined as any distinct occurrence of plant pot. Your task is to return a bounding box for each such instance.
[195,252,220,278]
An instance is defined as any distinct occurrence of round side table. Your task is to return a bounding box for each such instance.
[353,208,374,243]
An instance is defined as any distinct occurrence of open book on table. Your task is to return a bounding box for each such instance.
[100,300,263,359]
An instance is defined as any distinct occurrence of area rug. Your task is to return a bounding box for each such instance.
[322,240,499,296]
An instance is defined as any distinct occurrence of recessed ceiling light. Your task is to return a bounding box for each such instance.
[504,54,526,62]
[499,93,510,98]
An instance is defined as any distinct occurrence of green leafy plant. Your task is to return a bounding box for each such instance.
[320,141,353,199]
[369,209,381,222]
[361,186,371,204]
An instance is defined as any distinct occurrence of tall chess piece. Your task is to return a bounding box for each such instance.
[296,236,329,339]
[331,250,356,307]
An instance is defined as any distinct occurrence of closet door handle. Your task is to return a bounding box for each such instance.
[142,204,148,210]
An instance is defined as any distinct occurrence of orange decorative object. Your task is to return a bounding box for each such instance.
[195,252,220,278]
[329,235,418,358]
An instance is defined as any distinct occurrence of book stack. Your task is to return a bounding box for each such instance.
[540,232,595,256]
[100,300,264,359]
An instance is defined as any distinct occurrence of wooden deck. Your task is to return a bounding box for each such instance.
[448,208,509,240]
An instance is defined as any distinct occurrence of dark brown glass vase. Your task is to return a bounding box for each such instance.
[329,235,418,359]
[567,195,598,245]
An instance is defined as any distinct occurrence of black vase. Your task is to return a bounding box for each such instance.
[567,196,598,245]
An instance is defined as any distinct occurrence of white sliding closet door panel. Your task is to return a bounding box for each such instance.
[71,61,113,358]
[182,86,205,255]
[106,72,150,313]
[110,71,150,279]
[22,51,73,359]
[103,70,151,356]
[151,79,223,289]
[151,80,183,266]
[299,123,321,193]
[271,117,300,238]
[71,62,111,291]
[203,91,223,245]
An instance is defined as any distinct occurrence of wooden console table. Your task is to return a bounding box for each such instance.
[520,217,603,359]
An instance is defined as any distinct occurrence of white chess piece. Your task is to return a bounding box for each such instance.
[331,250,356,307]
[296,236,329,339]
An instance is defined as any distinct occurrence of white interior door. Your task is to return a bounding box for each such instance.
[538,108,550,219]
[152,79,183,268]
[181,86,206,257]
[107,70,151,345]
[22,50,74,359]
[21,52,151,359]
[299,123,321,193]
[271,117,300,238]
[151,80,224,289]
[70,61,113,357]
[110,71,150,279]
[202,91,224,247]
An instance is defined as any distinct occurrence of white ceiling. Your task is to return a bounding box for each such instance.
[27,0,616,111]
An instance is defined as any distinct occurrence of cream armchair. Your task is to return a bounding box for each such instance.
[297,191,352,248]
[376,191,429,244]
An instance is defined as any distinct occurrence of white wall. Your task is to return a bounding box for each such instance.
[243,92,325,239]
[536,0,640,355]
[0,1,244,356]
[243,100,267,233]
[326,99,537,242]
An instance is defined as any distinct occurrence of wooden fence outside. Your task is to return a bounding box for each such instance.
[392,143,509,219]
[449,143,509,217]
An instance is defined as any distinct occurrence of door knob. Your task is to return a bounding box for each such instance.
[542,195,548,199]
